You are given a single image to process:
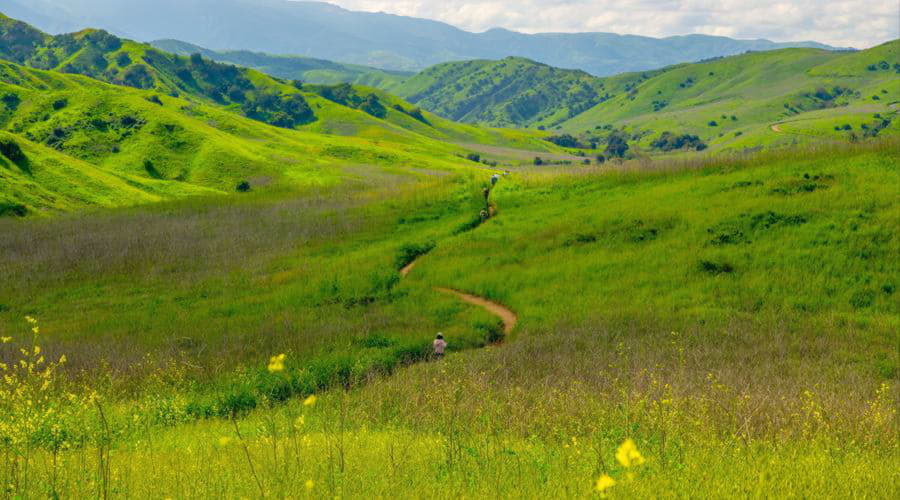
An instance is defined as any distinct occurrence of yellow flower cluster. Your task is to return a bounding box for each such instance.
[594,438,646,495]
[267,354,286,373]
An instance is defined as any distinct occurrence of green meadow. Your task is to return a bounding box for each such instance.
[1,139,897,497]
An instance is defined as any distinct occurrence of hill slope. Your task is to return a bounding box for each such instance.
[555,41,900,151]
[388,41,899,152]
[11,0,837,75]
[384,57,615,128]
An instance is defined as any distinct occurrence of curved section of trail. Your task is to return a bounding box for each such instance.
[771,124,782,132]
[400,185,518,335]
[435,287,518,334]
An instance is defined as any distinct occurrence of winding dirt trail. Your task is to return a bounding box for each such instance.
[435,287,518,334]
[399,186,518,335]
[771,124,782,132]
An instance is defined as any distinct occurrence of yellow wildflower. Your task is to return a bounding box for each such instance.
[305,479,314,490]
[295,415,306,428]
[0,337,10,343]
[595,474,616,493]
[267,353,286,373]
[32,327,39,335]
[218,436,232,447]
[616,438,645,467]
[303,395,317,407]
[25,316,36,324]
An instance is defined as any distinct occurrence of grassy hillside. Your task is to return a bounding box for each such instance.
[386,57,614,127]
[0,140,896,496]
[0,11,560,152]
[556,41,900,153]
[385,41,899,156]
[151,39,411,87]
[0,13,575,214]
[0,58,561,214]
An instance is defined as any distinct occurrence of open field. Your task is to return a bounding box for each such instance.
[1,139,897,497]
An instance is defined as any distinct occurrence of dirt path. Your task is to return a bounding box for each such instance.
[399,260,417,277]
[399,185,518,334]
[435,287,518,334]
[771,124,782,132]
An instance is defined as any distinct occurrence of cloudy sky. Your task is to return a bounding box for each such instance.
[317,0,898,48]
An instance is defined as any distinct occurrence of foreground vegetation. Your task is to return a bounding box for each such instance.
[1,139,897,497]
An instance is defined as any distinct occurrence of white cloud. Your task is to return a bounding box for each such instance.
[314,0,899,48]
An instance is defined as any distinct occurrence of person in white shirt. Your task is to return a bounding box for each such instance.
[433,333,447,359]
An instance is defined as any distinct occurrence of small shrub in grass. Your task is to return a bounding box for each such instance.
[52,98,68,110]
[466,153,481,163]
[235,180,251,192]
[475,319,504,344]
[217,387,257,418]
[849,290,875,309]
[145,95,163,106]
[395,240,436,270]
[699,260,734,275]
[454,215,484,235]
[355,334,396,349]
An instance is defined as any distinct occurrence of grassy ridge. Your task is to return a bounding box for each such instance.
[0,141,896,496]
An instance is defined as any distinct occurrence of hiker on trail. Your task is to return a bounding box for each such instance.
[480,209,489,220]
[491,174,500,186]
[483,187,490,200]
[433,333,447,359]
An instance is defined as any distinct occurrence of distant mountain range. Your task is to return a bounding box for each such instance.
[150,39,411,87]
[7,0,840,76]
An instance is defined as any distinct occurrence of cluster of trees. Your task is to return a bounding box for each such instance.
[392,104,429,124]
[651,132,708,152]
[545,134,591,149]
[315,83,388,119]
[241,92,314,128]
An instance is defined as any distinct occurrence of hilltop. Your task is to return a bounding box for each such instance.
[10,0,837,75]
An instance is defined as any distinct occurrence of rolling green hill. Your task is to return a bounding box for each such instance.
[554,41,900,153]
[0,13,574,215]
[385,57,616,128]
[150,39,411,87]
[388,41,898,154]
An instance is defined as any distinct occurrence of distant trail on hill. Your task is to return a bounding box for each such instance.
[772,124,783,132]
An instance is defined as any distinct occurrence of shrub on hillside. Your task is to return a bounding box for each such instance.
[651,131,707,152]
[121,64,154,89]
[605,131,630,158]
[1,92,20,110]
[235,181,251,192]
[546,134,587,148]
[360,94,387,118]
[395,241,436,270]
[0,138,26,163]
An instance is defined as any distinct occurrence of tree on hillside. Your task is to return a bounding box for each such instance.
[605,131,630,158]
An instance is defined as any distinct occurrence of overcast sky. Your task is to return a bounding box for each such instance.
[316,0,899,48]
